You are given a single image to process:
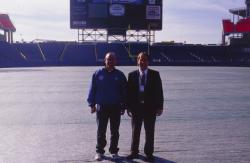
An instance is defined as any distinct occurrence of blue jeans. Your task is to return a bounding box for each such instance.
[96,104,121,154]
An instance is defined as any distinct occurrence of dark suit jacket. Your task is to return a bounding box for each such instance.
[127,69,164,114]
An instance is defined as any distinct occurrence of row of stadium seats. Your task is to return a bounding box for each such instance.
[1,41,250,67]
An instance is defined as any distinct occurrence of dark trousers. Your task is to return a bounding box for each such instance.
[130,105,156,156]
[96,105,121,154]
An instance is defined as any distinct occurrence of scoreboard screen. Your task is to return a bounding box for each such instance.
[70,0,162,31]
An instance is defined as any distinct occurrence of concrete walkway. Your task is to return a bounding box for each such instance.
[1,67,250,163]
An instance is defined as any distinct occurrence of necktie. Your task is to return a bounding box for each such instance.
[141,72,145,86]
[139,72,145,103]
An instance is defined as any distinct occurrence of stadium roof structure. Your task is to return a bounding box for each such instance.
[0,13,16,32]
[222,0,250,45]
[229,7,248,17]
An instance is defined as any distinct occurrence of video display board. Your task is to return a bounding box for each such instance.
[70,0,162,30]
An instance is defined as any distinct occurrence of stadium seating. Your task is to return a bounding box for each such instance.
[38,42,66,66]
[62,43,96,66]
[0,41,250,67]
[14,43,45,66]
[0,41,26,67]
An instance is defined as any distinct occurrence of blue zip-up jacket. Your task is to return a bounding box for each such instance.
[87,68,127,107]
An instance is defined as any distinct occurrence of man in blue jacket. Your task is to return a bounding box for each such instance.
[87,52,127,161]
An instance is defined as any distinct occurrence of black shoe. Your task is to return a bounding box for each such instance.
[145,154,154,162]
[126,153,138,159]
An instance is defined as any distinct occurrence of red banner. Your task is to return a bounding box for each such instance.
[223,18,250,34]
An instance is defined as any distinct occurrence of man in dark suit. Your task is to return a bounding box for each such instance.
[126,52,164,161]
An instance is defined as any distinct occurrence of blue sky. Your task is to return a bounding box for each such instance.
[0,0,246,44]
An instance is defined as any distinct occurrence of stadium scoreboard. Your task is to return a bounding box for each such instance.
[70,0,162,31]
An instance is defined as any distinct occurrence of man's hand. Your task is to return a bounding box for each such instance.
[91,106,96,114]
[156,109,163,116]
